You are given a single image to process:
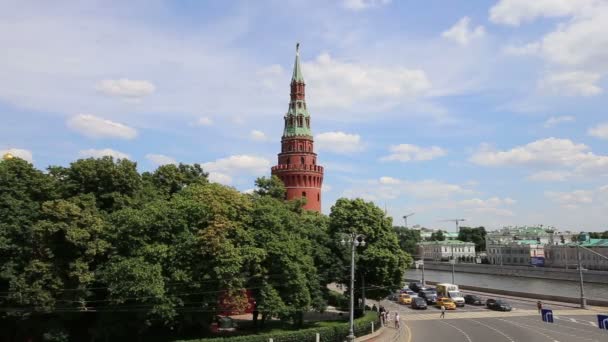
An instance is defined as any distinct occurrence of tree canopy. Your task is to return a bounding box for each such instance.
[0,158,410,341]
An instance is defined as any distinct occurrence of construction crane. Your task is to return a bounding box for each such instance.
[402,213,415,228]
[440,219,466,233]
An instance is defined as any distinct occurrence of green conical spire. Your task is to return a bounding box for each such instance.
[291,43,304,83]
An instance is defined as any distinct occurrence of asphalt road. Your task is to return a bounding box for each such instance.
[377,290,608,342]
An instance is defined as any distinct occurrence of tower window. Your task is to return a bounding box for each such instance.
[287,157,290,164]
[300,157,305,165]
[302,191,306,198]
[299,145,302,151]
[317,193,320,201]
[298,102,302,108]
[313,158,316,165]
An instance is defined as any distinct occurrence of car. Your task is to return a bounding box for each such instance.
[411,297,428,310]
[387,292,399,302]
[486,298,512,311]
[436,297,456,310]
[464,294,483,305]
[405,290,418,297]
[419,290,438,304]
[409,282,423,293]
[399,293,412,305]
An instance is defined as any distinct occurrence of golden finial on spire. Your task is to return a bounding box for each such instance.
[2,152,14,160]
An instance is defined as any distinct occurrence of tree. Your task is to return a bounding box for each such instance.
[430,230,445,241]
[328,198,411,302]
[253,175,286,200]
[457,226,487,251]
[394,227,421,255]
[142,163,208,198]
[49,157,142,212]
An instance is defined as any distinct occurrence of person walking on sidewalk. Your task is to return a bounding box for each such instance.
[440,305,446,318]
[394,312,400,329]
[537,300,542,313]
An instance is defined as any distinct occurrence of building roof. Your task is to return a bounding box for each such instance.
[291,43,304,83]
[418,240,475,246]
[513,240,541,245]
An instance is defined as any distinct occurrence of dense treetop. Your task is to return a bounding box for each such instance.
[0,157,410,341]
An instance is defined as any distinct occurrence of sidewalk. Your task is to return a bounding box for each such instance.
[356,324,403,342]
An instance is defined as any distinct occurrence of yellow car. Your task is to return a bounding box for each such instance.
[399,293,412,305]
[436,297,456,310]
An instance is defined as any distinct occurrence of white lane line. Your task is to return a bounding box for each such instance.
[588,321,597,327]
[505,317,599,342]
[439,320,473,342]
[471,319,515,342]
[496,318,558,342]
[569,318,577,322]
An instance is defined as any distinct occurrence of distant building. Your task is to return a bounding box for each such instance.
[545,238,608,271]
[420,230,459,241]
[486,240,545,266]
[417,240,476,262]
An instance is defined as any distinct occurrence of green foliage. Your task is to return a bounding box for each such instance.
[430,230,445,241]
[457,227,487,251]
[394,227,421,255]
[588,231,608,239]
[253,175,286,200]
[173,312,378,342]
[328,198,411,300]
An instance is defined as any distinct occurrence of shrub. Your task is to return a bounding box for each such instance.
[174,312,379,342]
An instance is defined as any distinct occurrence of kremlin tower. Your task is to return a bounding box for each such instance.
[271,44,324,212]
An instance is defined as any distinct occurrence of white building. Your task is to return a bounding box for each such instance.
[417,240,476,262]
[486,240,544,266]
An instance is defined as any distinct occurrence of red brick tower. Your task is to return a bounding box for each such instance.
[271,43,324,212]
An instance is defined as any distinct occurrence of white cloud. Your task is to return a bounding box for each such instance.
[196,117,213,126]
[78,148,130,160]
[67,114,137,139]
[145,154,176,166]
[250,130,268,142]
[489,0,597,26]
[381,144,446,162]
[546,190,593,209]
[96,79,155,99]
[303,53,431,109]
[342,0,391,11]
[543,115,575,128]
[315,131,364,154]
[527,170,572,182]
[459,197,516,216]
[322,184,332,193]
[1,148,33,162]
[539,71,602,97]
[503,42,540,56]
[344,177,473,201]
[208,172,233,185]
[441,17,485,46]
[588,122,608,140]
[202,155,271,176]
[470,138,608,177]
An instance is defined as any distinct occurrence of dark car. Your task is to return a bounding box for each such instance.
[411,297,428,310]
[419,290,438,304]
[409,282,423,293]
[486,298,512,311]
[464,294,483,305]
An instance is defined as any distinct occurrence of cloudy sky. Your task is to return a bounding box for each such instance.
[2,0,607,231]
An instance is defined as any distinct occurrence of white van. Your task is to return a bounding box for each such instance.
[436,283,465,307]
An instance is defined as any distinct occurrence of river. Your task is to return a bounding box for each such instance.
[406,269,608,300]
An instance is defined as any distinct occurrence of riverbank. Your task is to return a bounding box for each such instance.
[405,277,608,307]
[420,261,608,284]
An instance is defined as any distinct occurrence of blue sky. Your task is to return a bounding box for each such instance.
[1,0,608,231]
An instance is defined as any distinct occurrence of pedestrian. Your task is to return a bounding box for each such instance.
[379,306,385,327]
[372,304,378,312]
[537,300,542,313]
[394,312,400,329]
[440,305,445,318]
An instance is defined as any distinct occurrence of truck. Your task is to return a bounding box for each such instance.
[436,283,465,307]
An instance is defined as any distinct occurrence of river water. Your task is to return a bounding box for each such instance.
[406,269,608,300]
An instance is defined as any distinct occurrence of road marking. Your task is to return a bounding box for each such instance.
[569,318,576,322]
[439,320,473,342]
[404,323,412,342]
[497,318,558,342]
[506,317,598,342]
[588,321,597,327]
[471,319,515,342]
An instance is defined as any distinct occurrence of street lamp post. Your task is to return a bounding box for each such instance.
[341,233,366,342]
[421,244,425,286]
[451,245,455,284]
[576,245,587,309]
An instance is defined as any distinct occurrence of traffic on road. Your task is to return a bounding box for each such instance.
[379,281,608,342]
